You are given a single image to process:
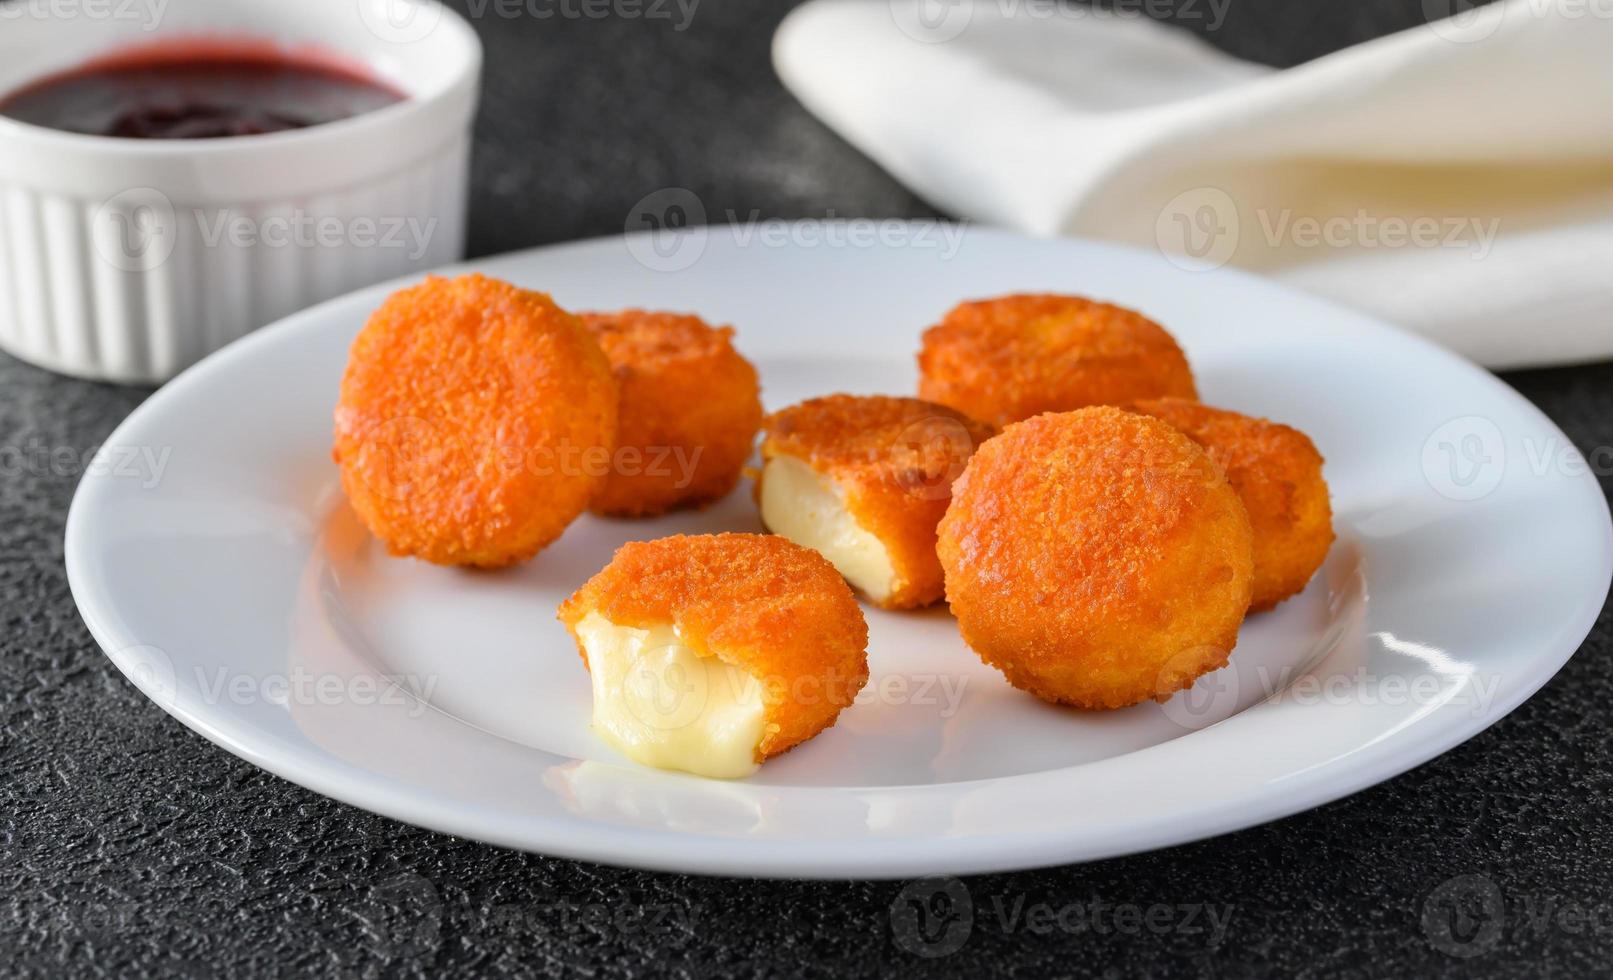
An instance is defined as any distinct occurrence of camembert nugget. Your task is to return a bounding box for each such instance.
[918,293,1197,426]
[558,533,869,778]
[757,394,995,609]
[937,407,1253,709]
[332,274,616,567]
[1133,398,1333,611]
[581,310,762,517]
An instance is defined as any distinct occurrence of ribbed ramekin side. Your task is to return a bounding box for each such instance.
[0,134,471,384]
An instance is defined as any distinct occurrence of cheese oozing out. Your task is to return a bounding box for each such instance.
[574,611,766,779]
[759,454,899,603]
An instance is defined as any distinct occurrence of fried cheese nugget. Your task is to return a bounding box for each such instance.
[937,407,1253,709]
[918,294,1197,427]
[333,274,616,567]
[558,533,869,778]
[756,395,995,609]
[1132,398,1334,611]
[581,310,763,517]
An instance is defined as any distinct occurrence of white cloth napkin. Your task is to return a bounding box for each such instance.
[774,0,1613,368]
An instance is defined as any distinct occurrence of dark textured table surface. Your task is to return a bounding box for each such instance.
[5,1,1612,976]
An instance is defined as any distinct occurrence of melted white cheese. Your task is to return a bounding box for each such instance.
[759,454,898,602]
[575,612,765,779]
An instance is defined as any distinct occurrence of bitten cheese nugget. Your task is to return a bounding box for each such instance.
[938,407,1253,710]
[581,310,762,517]
[918,293,1197,426]
[1133,398,1333,611]
[333,274,616,567]
[756,395,994,609]
[558,534,869,778]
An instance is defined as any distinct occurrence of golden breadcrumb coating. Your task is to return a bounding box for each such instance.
[917,293,1197,427]
[558,534,869,761]
[937,407,1253,709]
[1132,398,1333,611]
[332,274,617,567]
[758,394,995,609]
[581,310,762,517]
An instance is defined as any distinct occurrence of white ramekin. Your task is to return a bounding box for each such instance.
[0,0,481,383]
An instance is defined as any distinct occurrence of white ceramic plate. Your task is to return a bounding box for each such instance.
[66,227,1612,878]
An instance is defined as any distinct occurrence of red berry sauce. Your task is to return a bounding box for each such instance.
[0,39,406,139]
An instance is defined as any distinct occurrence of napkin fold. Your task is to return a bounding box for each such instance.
[774,0,1613,368]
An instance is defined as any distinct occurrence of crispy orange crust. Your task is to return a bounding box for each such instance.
[1132,398,1334,611]
[937,407,1254,709]
[581,310,763,517]
[558,534,869,761]
[758,395,995,609]
[332,274,617,567]
[917,294,1197,427]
